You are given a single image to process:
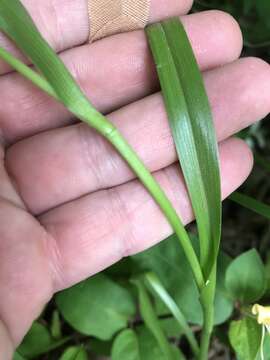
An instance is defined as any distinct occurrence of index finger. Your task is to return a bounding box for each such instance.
[0,0,193,74]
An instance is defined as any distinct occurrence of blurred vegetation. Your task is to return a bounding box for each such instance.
[14,1,270,359]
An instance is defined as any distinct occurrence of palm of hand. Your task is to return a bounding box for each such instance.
[0,0,269,357]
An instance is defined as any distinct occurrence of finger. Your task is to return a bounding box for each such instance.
[0,0,193,75]
[0,11,243,143]
[7,57,270,215]
[0,320,13,359]
[40,137,253,290]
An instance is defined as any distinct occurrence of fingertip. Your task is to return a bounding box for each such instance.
[182,10,243,70]
[239,57,270,118]
[213,10,243,61]
[149,0,193,23]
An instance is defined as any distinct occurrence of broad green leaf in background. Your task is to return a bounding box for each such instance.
[133,279,174,360]
[159,318,183,339]
[16,322,69,358]
[13,353,26,360]
[59,346,88,360]
[229,317,262,360]
[111,329,140,360]
[146,18,221,277]
[89,339,112,357]
[56,274,135,340]
[133,235,233,325]
[144,272,199,356]
[230,192,270,220]
[136,326,185,360]
[257,336,270,360]
[225,249,266,303]
[137,327,165,360]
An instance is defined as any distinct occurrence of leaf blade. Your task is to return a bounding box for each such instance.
[144,272,199,356]
[133,279,174,360]
[111,329,140,360]
[230,192,270,220]
[56,274,135,340]
[225,249,266,303]
[146,19,221,278]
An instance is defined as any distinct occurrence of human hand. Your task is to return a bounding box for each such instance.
[0,0,269,357]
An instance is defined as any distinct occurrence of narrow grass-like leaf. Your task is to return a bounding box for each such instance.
[144,272,199,356]
[146,19,221,277]
[230,192,270,220]
[0,0,204,289]
[132,279,174,360]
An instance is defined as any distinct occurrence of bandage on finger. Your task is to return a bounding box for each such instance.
[88,0,151,42]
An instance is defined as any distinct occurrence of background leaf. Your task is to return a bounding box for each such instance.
[136,326,184,360]
[111,329,140,360]
[56,274,135,340]
[133,279,174,360]
[13,353,26,360]
[59,346,88,360]
[16,322,69,358]
[144,272,198,355]
[229,317,262,360]
[159,318,183,339]
[225,249,266,303]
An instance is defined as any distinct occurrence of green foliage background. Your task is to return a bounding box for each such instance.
[15,1,270,359]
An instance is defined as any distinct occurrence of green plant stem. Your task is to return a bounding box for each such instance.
[198,264,217,360]
[0,46,205,291]
[108,131,204,290]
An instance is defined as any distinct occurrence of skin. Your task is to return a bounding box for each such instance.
[0,0,269,358]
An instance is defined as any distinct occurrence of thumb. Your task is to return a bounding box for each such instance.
[0,144,53,349]
[0,319,13,360]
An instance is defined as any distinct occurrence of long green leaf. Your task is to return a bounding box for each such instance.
[146,19,221,277]
[230,192,270,220]
[132,279,174,360]
[144,272,199,356]
[0,0,204,289]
